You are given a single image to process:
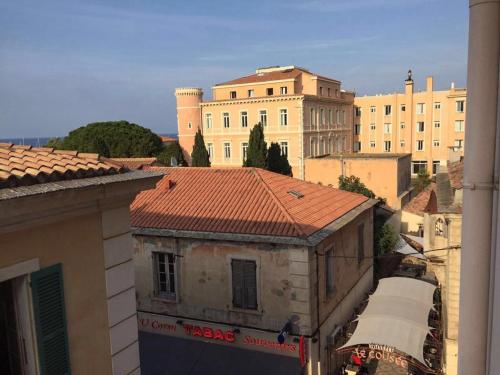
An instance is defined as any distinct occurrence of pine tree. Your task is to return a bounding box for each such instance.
[157,141,186,166]
[191,129,211,167]
[244,123,267,168]
[266,143,292,176]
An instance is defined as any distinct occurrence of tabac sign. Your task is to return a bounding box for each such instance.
[138,311,301,358]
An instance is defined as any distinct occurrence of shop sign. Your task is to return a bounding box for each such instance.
[138,311,300,358]
[353,345,408,369]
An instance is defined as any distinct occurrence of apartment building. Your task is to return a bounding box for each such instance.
[176,66,354,178]
[131,167,376,375]
[353,72,466,175]
[0,143,161,375]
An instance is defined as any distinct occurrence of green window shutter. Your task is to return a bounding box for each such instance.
[31,264,71,375]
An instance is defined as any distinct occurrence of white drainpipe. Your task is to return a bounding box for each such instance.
[458,1,500,375]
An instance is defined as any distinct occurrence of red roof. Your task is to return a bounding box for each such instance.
[0,143,125,188]
[216,68,303,86]
[109,157,157,170]
[131,168,368,238]
[403,183,436,216]
[448,160,464,190]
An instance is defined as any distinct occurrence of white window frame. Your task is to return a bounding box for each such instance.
[384,105,392,116]
[454,139,464,150]
[456,100,465,113]
[383,123,392,134]
[434,102,441,110]
[279,108,288,126]
[417,121,425,132]
[205,113,213,129]
[384,141,391,152]
[153,252,177,300]
[354,124,361,135]
[240,110,248,128]
[412,161,428,175]
[433,140,440,147]
[416,140,425,151]
[400,140,405,148]
[455,120,465,132]
[259,109,267,127]
[416,103,425,115]
[279,140,289,157]
[370,141,376,148]
[222,112,230,128]
[370,106,376,113]
[434,121,441,128]
[280,86,288,95]
[207,143,213,160]
[370,123,376,131]
[230,91,237,99]
[248,89,254,98]
[241,142,248,162]
[223,142,231,159]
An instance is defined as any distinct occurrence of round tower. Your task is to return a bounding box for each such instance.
[175,87,203,165]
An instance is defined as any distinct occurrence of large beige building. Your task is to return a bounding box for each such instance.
[176,66,354,178]
[353,73,466,175]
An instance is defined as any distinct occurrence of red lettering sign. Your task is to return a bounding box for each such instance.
[182,324,235,343]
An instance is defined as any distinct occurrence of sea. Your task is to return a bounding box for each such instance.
[0,133,178,148]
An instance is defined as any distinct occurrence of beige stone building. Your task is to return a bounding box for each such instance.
[353,73,466,175]
[304,153,412,209]
[176,66,354,178]
[0,143,161,375]
[130,167,376,375]
[423,160,463,375]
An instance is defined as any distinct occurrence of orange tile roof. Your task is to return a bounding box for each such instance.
[109,157,157,170]
[0,143,126,188]
[131,167,369,238]
[160,136,177,143]
[216,68,303,86]
[448,160,464,190]
[402,183,437,216]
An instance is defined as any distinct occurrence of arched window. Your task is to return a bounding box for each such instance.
[435,218,445,236]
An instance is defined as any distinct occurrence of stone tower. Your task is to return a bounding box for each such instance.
[175,88,203,165]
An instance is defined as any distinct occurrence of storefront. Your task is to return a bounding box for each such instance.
[137,311,307,374]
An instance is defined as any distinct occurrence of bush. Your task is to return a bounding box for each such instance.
[266,143,292,176]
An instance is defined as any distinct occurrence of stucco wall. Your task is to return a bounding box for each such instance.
[0,213,114,375]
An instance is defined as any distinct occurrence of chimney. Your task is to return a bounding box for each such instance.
[426,76,433,92]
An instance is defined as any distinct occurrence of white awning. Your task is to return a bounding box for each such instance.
[395,235,426,259]
[340,277,436,366]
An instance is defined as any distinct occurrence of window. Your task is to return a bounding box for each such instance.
[259,110,267,127]
[325,248,335,295]
[432,161,441,175]
[231,259,257,310]
[384,141,391,152]
[240,111,248,128]
[280,109,288,126]
[412,160,427,174]
[384,105,392,116]
[310,108,316,126]
[434,121,441,128]
[328,87,331,97]
[417,121,425,132]
[230,91,237,99]
[383,123,392,134]
[280,141,288,157]
[319,87,324,95]
[242,142,248,162]
[370,141,376,148]
[434,102,441,109]
[266,88,273,96]
[370,106,376,113]
[354,124,361,135]
[433,140,440,147]
[354,141,361,152]
[455,120,465,132]
[355,107,362,116]
[456,100,465,112]
[400,140,405,148]
[454,139,464,149]
[370,123,376,131]
[416,140,424,151]
[320,108,324,125]
[311,138,317,157]
[336,109,340,123]
[224,142,231,159]
[416,103,425,114]
[223,112,230,128]
[357,224,365,263]
[401,122,405,129]
[280,86,288,95]
[329,109,332,124]
[153,252,176,300]
[435,218,445,236]
[207,143,213,160]
[188,122,192,129]
[248,89,254,97]
[401,104,406,112]
[205,113,212,129]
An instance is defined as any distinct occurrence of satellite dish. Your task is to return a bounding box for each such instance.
[170,157,178,167]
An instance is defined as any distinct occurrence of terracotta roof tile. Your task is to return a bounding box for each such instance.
[109,157,158,170]
[448,160,464,190]
[216,68,303,86]
[131,167,368,238]
[402,183,436,216]
[0,144,127,189]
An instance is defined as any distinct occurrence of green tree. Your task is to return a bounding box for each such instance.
[191,129,210,167]
[413,169,431,194]
[338,175,376,198]
[54,121,163,157]
[157,141,186,166]
[266,143,292,176]
[244,123,267,168]
[43,137,64,149]
[375,223,398,255]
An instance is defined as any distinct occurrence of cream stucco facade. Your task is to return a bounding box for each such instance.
[176,66,354,178]
[353,74,466,175]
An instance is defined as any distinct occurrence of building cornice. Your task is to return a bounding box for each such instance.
[213,78,296,89]
[200,95,304,107]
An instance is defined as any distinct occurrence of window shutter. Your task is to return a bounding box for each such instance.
[243,261,257,310]
[31,264,71,375]
[231,260,244,308]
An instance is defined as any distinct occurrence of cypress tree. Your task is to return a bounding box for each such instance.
[267,142,293,176]
[191,129,211,167]
[244,123,267,168]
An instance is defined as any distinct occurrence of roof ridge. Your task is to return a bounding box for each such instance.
[251,168,307,238]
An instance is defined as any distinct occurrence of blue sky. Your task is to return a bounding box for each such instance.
[0,0,468,138]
